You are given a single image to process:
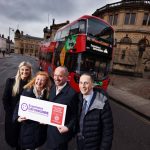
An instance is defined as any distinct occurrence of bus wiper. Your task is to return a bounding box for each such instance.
[87,33,95,38]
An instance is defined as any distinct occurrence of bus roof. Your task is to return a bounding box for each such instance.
[56,15,113,32]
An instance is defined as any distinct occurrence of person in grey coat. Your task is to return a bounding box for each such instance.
[76,73,114,150]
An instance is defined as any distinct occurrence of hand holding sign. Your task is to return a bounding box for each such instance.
[57,126,69,134]
[18,116,27,122]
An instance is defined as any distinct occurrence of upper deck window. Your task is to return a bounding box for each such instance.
[60,27,70,39]
[54,20,86,40]
[87,18,113,44]
[54,31,61,40]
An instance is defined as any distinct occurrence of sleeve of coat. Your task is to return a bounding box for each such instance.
[12,90,26,122]
[13,101,19,122]
[100,99,114,150]
[2,78,13,113]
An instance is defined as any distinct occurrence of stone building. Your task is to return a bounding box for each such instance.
[0,35,6,52]
[0,34,14,53]
[93,0,150,76]
[14,30,43,56]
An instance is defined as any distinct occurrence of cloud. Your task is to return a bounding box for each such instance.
[0,0,120,38]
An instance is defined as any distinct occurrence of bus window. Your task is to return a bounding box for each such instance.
[60,27,70,39]
[94,61,108,80]
[79,20,86,33]
[69,22,79,35]
[88,18,113,44]
[64,53,78,72]
[79,52,109,80]
[54,31,61,40]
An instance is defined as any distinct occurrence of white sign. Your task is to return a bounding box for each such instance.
[91,44,108,53]
[18,96,67,127]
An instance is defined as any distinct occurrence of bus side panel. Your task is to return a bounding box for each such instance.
[75,35,86,52]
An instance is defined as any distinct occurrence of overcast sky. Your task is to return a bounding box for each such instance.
[0,0,120,39]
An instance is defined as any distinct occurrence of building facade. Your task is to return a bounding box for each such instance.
[0,35,6,52]
[0,34,14,53]
[93,0,150,76]
[14,30,43,56]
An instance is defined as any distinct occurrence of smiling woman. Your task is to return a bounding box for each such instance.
[13,71,51,150]
[2,61,32,149]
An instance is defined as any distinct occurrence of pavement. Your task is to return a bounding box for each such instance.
[108,85,150,121]
[0,53,11,58]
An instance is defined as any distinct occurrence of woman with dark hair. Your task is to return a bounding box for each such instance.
[2,61,32,149]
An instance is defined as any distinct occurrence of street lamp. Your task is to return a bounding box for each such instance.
[9,27,14,53]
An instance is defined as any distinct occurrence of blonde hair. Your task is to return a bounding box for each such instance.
[12,61,32,96]
[24,71,51,98]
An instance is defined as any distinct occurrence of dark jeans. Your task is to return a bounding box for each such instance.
[77,134,85,150]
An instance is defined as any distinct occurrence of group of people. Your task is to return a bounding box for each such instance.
[2,61,114,150]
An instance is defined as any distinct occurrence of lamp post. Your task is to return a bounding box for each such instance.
[9,27,14,53]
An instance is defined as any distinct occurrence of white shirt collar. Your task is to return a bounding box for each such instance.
[56,82,67,95]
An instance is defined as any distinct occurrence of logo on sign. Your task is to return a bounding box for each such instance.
[21,103,28,111]
[51,105,64,125]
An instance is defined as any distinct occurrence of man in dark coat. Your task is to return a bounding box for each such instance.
[46,66,78,150]
[77,73,113,150]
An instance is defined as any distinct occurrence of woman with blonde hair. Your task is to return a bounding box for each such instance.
[2,61,32,150]
[13,71,51,150]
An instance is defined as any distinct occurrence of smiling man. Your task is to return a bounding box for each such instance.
[46,66,78,150]
[77,73,114,150]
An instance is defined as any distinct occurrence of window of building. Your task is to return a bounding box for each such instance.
[21,44,24,48]
[124,13,136,25]
[109,15,113,25]
[114,14,118,25]
[130,13,136,24]
[142,13,150,26]
[109,14,118,25]
[121,49,126,59]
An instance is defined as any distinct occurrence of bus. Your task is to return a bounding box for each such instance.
[39,15,114,91]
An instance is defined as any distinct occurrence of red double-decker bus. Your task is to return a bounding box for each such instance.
[39,15,114,91]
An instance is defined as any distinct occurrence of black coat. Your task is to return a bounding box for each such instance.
[46,83,78,149]
[2,78,28,147]
[13,87,48,149]
[77,90,114,150]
